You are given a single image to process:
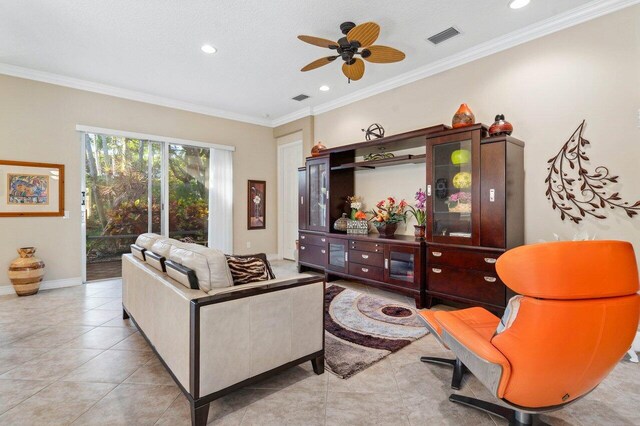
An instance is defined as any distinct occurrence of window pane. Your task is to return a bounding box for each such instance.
[168,144,210,245]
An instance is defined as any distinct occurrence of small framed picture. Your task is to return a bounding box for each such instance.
[247,180,266,230]
[0,160,65,217]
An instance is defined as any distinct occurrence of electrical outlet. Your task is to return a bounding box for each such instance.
[246,241,251,248]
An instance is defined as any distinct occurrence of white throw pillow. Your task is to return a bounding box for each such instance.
[135,233,164,250]
[169,244,234,291]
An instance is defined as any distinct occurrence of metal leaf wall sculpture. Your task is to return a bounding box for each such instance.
[545,120,640,223]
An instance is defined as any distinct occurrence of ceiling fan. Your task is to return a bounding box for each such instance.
[298,21,405,82]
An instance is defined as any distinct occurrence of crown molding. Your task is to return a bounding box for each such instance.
[0,63,272,127]
[0,0,636,129]
[270,106,313,128]
[272,0,640,123]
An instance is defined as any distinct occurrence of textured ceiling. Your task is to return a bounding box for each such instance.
[0,0,595,124]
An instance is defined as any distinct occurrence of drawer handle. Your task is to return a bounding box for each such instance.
[321,249,326,254]
[484,258,497,264]
[484,276,497,283]
[432,251,442,257]
[361,254,369,259]
[375,244,380,247]
[301,236,305,239]
[432,268,442,274]
[361,267,369,273]
[301,246,306,250]
[321,238,326,242]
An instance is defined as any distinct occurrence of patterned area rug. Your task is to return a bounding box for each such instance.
[325,285,429,379]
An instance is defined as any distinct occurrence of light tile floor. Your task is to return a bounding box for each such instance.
[0,261,638,425]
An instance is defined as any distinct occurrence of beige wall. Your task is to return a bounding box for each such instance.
[0,75,276,288]
[314,7,640,259]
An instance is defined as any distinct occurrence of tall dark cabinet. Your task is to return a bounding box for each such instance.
[298,124,524,314]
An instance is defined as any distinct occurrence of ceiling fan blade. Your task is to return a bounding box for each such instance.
[342,58,365,81]
[346,22,380,48]
[301,56,338,72]
[297,35,339,49]
[362,45,406,63]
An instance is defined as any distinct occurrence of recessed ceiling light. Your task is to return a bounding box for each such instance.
[509,0,530,9]
[319,85,330,92]
[201,44,217,54]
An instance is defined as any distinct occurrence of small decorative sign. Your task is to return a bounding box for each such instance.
[347,219,369,235]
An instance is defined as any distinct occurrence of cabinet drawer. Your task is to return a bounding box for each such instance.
[428,248,501,272]
[428,266,505,307]
[349,263,384,282]
[349,240,384,254]
[349,250,384,268]
[299,233,328,247]
[299,243,326,268]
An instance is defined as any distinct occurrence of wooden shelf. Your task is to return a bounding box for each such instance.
[331,154,426,171]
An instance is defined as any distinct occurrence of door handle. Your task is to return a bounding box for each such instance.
[384,259,389,269]
[427,185,432,196]
[432,268,442,273]
[345,252,348,262]
[361,254,369,259]
[300,196,304,205]
[484,276,497,283]
[489,189,495,203]
[432,251,442,257]
[484,257,497,264]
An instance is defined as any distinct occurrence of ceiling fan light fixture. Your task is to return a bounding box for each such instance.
[509,0,530,9]
[201,44,217,54]
[319,85,330,92]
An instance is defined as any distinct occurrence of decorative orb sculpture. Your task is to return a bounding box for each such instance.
[451,149,471,165]
[361,123,385,141]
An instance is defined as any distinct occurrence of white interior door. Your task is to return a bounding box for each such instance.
[279,140,303,260]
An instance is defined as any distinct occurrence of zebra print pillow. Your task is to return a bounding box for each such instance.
[225,255,271,285]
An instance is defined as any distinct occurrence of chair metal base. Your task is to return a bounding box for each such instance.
[419,357,466,390]
[449,394,550,426]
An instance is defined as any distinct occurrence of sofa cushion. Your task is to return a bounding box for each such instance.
[135,233,164,251]
[225,255,271,285]
[166,260,199,290]
[130,244,146,261]
[145,250,166,273]
[150,238,182,259]
[169,244,233,292]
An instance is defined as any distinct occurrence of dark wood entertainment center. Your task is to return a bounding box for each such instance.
[298,124,524,314]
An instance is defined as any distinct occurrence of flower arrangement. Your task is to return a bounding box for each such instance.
[446,191,472,213]
[346,195,364,220]
[369,197,407,227]
[354,210,367,221]
[406,188,427,226]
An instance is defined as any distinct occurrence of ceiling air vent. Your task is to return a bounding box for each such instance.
[427,27,461,45]
[292,94,310,101]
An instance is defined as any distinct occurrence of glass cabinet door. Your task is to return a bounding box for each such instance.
[327,238,347,273]
[384,245,419,288]
[430,139,473,241]
[307,158,328,231]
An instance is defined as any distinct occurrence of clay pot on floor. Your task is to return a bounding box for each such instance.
[8,247,45,296]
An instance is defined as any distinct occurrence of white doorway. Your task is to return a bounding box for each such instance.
[278,139,303,260]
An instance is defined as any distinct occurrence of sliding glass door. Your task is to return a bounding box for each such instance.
[84,135,212,281]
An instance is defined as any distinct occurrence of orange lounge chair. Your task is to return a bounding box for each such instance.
[421,241,639,425]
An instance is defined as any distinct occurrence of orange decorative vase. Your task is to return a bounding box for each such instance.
[452,103,475,128]
[311,141,327,157]
[8,247,45,296]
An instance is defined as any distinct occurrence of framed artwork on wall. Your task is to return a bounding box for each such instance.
[0,160,65,217]
[247,180,266,230]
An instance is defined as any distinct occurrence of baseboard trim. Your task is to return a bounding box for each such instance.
[0,277,83,296]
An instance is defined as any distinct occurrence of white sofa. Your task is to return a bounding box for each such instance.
[122,236,325,426]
